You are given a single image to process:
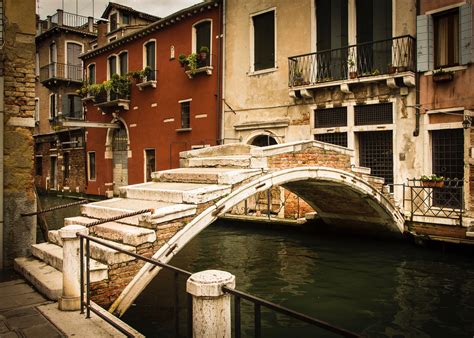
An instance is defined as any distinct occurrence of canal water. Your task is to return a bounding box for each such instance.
[39,196,474,337]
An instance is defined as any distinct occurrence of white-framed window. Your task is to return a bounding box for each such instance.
[143,40,156,80]
[65,41,83,81]
[34,98,40,123]
[193,19,212,67]
[49,93,57,119]
[417,4,472,71]
[35,52,40,76]
[250,8,276,72]
[88,63,96,84]
[108,54,117,79]
[119,51,128,75]
[62,94,83,119]
[87,151,96,181]
[179,99,192,129]
[144,148,156,182]
[109,13,118,32]
[122,13,130,25]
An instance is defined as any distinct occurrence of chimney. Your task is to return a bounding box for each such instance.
[97,20,108,48]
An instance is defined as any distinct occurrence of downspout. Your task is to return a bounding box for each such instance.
[220,0,226,144]
[413,0,421,137]
[0,76,4,268]
[215,0,223,144]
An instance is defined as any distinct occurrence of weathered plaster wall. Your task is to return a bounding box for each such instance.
[2,0,36,267]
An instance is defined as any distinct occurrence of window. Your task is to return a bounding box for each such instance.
[119,52,128,75]
[180,101,191,129]
[315,133,348,147]
[66,42,82,81]
[123,13,130,25]
[88,152,96,181]
[144,41,156,80]
[62,94,82,119]
[49,94,56,118]
[251,135,278,147]
[63,152,70,180]
[434,10,459,68]
[109,13,117,31]
[34,98,39,122]
[314,107,347,128]
[88,64,96,84]
[145,149,156,182]
[108,55,117,78]
[35,52,39,76]
[194,20,211,67]
[35,156,43,176]
[49,42,57,77]
[354,103,393,126]
[358,131,393,185]
[252,10,275,71]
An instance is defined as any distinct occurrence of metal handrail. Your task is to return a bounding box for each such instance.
[21,199,88,217]
[78,232,360,337]
[39,62,83,82]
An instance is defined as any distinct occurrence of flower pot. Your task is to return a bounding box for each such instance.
[422,181,444,188]
[388,66,397,74]
[349,71,357,79]
[433,72,454,83]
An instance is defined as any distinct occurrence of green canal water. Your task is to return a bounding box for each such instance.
[39,195,474,337]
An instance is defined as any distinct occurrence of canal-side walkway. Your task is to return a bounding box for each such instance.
[0,271,129,337]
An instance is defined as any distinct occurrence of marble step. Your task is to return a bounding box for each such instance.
[31,242,108,282]
[48,230,136,265]
[120,181,231,204]
[64,216,156,246]
[81,198,196,226]
[14,257,62,300]
[181,155,266,169]
[152,167,263,185]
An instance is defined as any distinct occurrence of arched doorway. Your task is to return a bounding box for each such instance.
[112,122,128,195]
[250,134,278,147]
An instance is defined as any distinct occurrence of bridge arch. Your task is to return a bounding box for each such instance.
[110,166,404,316]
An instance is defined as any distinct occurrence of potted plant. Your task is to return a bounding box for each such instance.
[347,58,357,79]
[432,68,454,83]
[199,46,209,61]
[186,53,199,74]
[420,174,445,187]
[178,53,188,67]
[388,64,397,74]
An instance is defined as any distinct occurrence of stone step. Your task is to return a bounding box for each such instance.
[48,230,136,265]
[152,167,263,185]
[121,182,231,204]
[31,242,108,282]
[64,216,156,246]
[14,257,62,300]
[81,198,197,226]
[181,155,266,169]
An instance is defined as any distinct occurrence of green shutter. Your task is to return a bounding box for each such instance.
[417,14,433,72]
[460,4,472,65]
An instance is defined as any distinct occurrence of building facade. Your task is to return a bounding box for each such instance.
[80,1,222,197]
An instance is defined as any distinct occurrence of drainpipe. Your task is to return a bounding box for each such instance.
[220,0,226,144]
[0,76,4,269]
[413,0,421,137]
[215,0,223,145]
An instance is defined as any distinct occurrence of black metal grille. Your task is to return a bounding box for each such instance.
[112,127,128,151]
[354,103,393,126]
[181,101,190,128]
[314,107,347,128]
[315,132,348,147]
[432,129,464,207]
[358,131,393,184]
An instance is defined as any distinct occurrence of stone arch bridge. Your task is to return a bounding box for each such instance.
[15,140,404,317]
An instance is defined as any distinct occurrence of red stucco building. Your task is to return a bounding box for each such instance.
[80,1,222,197]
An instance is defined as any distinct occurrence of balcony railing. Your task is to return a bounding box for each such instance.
[288,35,415,87]
[40,62,83,83]
[94,88,131,111]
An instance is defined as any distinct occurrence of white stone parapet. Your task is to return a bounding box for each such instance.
[58,224,88,311]
[186,270,235,338]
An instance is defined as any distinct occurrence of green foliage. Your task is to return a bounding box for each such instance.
[420,175,445,182]
[128,66,153,81]
[199,46,209,54]
[186,53,199,74]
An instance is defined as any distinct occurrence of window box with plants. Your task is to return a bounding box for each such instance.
[347,58,357,79]
[92,74,131,111]
[420,175,445,187]
[178,46,213,79]
[432,68,454,83]
[130,66,157,90]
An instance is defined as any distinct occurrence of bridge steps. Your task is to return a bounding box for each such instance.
[64,216,156,246]
[152,167,263,185]
[181,155,266,169]
[120,181,231,204]
[14,257,62,300]
[31,242,108,282]
[81,198,197,226]
[48,230,137,265]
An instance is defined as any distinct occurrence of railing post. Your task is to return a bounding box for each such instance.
[47,15,52,29]
[57,9,64,26]
[186,270,235,338]
[58,224,88,311]
[88,16,94,32]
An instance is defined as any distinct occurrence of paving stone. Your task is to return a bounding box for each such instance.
[6,314,45,330]
[0,321,8,334]
[21,323,63,338]
[1,307,37,319]
[0,331,20,338]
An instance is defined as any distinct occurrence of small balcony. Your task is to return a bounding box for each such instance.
[39,63,83,87]
[288,35,416,95]
[94,88,131,111]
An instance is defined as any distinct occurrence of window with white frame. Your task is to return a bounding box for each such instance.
[119,51,128,75]
[62,94,83,119]
[417,4,472,71]
[144,41,156,80]
[123,13,130,25]
[108,55,117,78]
[109,13,118,32]
[88,63,96,84]
[251,9,275,71]
[180,100,191,129]
[49,93,56,119]
[88,151,96,181]
[194,20,211,67]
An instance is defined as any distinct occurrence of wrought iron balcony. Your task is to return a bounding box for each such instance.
[39,62,83,85]
[94,88,131,111]
[288,35,415,88]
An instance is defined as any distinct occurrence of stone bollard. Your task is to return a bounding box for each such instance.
[58,224,88,311]
[186,270,235,338]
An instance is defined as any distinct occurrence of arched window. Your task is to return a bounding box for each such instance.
[119,51,128,75]
[108,55,117,79]
[193,20,211,67]
[144,41,156,80]
[88,63,96,84]
[251,135,278,147]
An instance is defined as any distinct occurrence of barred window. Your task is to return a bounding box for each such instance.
[181,101,190,129]
[315,132,348,147]
[314,107,347,128]
[354,103,393,126]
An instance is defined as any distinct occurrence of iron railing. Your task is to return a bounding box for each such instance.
[78,231,360,337]
[288,35,415,87]
[50,11,95,29]
[39,62,83,83]
[94,88,131,105]
[403,179,464,223]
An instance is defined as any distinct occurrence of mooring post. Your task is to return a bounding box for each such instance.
[58,224,88,311]
[186,270,235,337]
